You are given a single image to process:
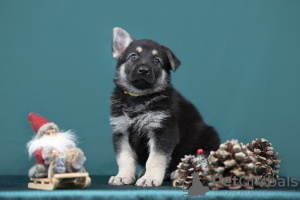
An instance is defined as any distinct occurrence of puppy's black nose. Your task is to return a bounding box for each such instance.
[138,66,149,75]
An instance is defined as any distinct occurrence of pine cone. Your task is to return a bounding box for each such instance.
[174,155,208,189]
[207,139,256,190]
[246,138,281,187]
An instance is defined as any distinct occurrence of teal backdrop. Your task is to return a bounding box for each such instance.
[0,0,299,182]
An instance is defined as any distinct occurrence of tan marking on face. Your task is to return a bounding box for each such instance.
[136,46,143,53]
[152,49,158,55]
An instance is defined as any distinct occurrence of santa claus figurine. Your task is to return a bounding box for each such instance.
[27,112,86,178]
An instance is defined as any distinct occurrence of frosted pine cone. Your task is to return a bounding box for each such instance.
[173,154,208,189]
[207,139,256,190]
[247,138,281,187]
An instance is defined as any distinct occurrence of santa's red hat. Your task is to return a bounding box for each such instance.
[29,112,59,137]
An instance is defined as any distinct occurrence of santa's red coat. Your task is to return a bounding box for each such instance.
[34,148,46,165]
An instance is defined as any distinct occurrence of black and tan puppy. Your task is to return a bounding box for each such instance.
[108,27,220,187]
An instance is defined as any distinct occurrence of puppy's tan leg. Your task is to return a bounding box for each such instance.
[136,138,168,187]
[108,136,136,185]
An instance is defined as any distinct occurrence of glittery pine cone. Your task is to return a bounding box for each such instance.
[207,139,256,190]
[246,138,281,187]
[173,155,208,189]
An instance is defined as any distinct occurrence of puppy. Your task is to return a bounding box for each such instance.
[108,27,220,187]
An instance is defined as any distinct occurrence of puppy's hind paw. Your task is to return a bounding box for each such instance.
[135,177,163,187]
[108,176,135,185]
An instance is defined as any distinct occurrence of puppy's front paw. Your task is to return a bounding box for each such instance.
[135,177,163,187]
[108,176,135,185]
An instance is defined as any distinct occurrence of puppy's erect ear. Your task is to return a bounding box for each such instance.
[162,46,181,72]
[112,27,133,59]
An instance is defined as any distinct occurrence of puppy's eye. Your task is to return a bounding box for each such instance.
[154,58,160,65]
[130,54,137,60]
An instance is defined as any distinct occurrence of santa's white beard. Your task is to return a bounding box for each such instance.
[27,130,77,157]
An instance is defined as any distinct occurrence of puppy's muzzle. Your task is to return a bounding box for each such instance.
[131,65,154,80]
[129,65,155,89]
[138,66,149,75]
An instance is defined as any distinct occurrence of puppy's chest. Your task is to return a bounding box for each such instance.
[110,102,169,134]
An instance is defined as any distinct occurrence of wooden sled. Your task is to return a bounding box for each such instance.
[28,150,91,190]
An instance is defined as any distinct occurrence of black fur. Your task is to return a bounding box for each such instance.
[110,28,220,181]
